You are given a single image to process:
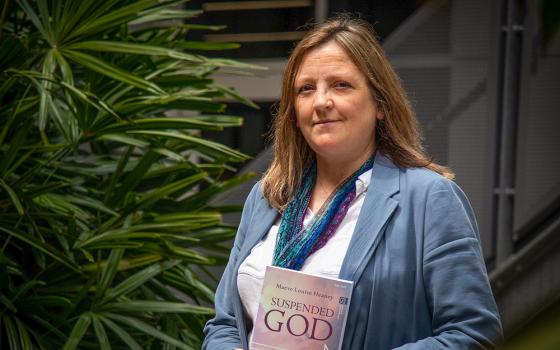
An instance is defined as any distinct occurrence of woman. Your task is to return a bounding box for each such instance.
[203,15,502,350]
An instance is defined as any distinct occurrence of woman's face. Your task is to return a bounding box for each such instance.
[294,41,383,166]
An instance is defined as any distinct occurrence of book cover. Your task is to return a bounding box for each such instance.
[250,266,353,350]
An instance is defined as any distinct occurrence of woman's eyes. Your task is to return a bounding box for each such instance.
[297,81,352,94]
[334,81,351,89]
[297,84,314,94]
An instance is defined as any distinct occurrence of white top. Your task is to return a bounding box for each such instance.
[236,169,372,341]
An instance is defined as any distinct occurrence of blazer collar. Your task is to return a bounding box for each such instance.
[339,152,400,281]
[237,191,278,264]
[237,153,401,282]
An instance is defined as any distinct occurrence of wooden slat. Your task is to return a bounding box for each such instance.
[203,0,311,12]
[204,31,306,43]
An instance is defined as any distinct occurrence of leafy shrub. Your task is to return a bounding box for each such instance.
[0,0,258,348]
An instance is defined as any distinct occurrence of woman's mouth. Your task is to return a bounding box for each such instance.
[313,119,340,126]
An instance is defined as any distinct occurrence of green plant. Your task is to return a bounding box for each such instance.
[0,0,260,348]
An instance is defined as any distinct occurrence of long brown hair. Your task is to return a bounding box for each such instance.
[262,15,454,210]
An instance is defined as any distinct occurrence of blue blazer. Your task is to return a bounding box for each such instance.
[203,154,503,349]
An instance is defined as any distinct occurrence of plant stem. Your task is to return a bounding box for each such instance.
[0,0,10,39]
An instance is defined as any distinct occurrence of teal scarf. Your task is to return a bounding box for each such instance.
[273,157,374,270]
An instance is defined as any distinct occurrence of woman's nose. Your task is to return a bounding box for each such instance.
[313,89,333,111]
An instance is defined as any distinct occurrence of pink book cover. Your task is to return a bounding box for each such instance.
[250,266,353,350]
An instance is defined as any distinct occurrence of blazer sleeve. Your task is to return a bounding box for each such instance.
[394,178,503,350]
[202,183,260,350]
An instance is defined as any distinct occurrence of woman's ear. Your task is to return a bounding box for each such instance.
[372,91,385,120]
[375,107,385,121]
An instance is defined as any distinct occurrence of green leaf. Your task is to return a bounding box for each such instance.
[190,226,237,244]
[12,280,46,303]
[97,133,150,148]
[0,89,35,147]
[92,316,111,350]
[62,313,91,350]
[160,270,215,302]
[32,193,91,222]
[106,313,195,350]
[182,172,256,211]
[152,211,222,223]
[58,81,120,120]
[212,83,259,108]
[39,49,56,133]
[67,41,204,63]
[22,296,72,308]
[174,41,240,51]
[105,301,214,314]
[109,150,160,207]
[66,0,175,41]
[143,162,202,180]
[96,248,125,299]
[127,130,249,162]
[206,57,267,70]
[0,126,29,175]
[0,179,24,215]
[20,182,69,200]
[182,24,227,31]
[82,254,162,272]
[98,117,224,134]
[0,226,80,273]
[134,172,207,209]
[29,314,67,343]
[63,49,165,95]
[163,316,179,350]
[0,293,17,313]
[104,146,134,203]
[78,228,200,248]
[3,316,20,350]
[53,45,75,85]
[154,147,185,161]
[164,241,215,264]
[130,8,201,26]
[36,0,54,42]
[62,195,118,216]
[100,317,142,350]
[101,260,178,304]
[113,95,225,114]
[17,0,52,45]
[59,1,121,41]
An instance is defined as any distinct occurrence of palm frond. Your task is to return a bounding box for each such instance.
[0,0,257,348]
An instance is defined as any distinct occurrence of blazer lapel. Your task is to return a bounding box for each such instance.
[231,191,278,350]
[237,193,279,264]
[339,154,400,282]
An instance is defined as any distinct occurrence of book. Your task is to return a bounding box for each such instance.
[250,266,353,350]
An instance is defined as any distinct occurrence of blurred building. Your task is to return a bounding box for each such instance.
[190,0,560,344]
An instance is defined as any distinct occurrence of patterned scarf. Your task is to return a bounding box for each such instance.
[272,157,374,270]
